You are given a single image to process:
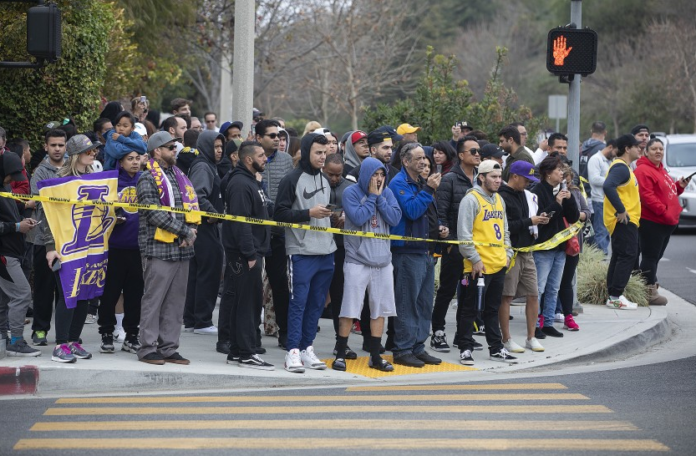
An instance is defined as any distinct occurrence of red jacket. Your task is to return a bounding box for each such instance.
[634,156,685,226]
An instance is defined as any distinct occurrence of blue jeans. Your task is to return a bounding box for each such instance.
[392,253,434,357]
[533,250,566,328]
[592,201,610,255]
[287,254,334,351]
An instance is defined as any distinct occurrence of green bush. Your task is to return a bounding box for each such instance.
[577,244,648,306]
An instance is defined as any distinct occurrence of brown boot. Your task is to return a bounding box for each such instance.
[648,285,668,306]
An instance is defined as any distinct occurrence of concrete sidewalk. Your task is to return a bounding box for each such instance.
[1,288,690,396]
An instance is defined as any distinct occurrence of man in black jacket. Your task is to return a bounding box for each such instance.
[183,131,226,336]
[430,136,479,352]
[221,141,273,370]
[499,161,549,354]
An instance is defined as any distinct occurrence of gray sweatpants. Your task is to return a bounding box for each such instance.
[138,257,190,359]
[0,257,32,339]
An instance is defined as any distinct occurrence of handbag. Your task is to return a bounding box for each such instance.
[564,218,581,257]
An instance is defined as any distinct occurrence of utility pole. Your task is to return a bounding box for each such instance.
[230,0,255,137]
[567,0,582,173]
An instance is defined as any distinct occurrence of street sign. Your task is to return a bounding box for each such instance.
[548,95,568,132]
[546,27,598,76]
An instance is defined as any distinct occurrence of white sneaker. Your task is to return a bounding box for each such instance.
[525,337,545,352]
[606,295,638,310]
[284,348,305,373]
[503,339,525,353]
[554,312,564,323]
[193,326,218,335]
[113,327,126,343]
[300,346,327,370]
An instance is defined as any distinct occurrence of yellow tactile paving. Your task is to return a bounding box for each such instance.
[320,355,476,378]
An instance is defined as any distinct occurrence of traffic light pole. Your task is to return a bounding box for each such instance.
[567,0,582,172]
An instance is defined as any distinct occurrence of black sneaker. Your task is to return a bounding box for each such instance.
[31,331,48,346]
[333,346,358,360]
[452,332,459,348]
[6,339,41,357]
[473,324,486,336]
[227,353,240,363]
[534,328,547,339]
[216,341,231,355]
[430,330,450,353]
[459,349,474,366]
[393,353,425,368]
[415,351,442,365]
[163,352,190,365]
[140,352,165,365]
[490,348,518,363]
[255,346,267,355]
[278,336,287,351]
[122,334,141,354]
[238,354,274,371]
[100,333,115,353]
[541,326,564,338]
[332,357,347,371]
[472,340,484,351]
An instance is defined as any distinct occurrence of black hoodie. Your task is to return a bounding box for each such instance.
[498,183,536,248]
[189,130,225,220]
[0,153,27,258]
[531,179,580,249]
[222,162,270,260]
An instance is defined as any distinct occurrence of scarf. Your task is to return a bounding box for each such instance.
[147,158,201,243]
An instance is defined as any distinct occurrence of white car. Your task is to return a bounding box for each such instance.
[658,134,696,227]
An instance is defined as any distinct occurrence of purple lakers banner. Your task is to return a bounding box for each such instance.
[37,171,118,309]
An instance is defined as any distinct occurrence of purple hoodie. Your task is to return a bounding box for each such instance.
[109,165,141,250]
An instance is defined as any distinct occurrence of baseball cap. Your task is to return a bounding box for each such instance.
[367,130,392,147]
[480,144,504,159]
[220,121,243,137]
[508,161,539,183]
[350,130,367,144]
[396,123,421,135]
[616,134,640,152]
[630,124,650,136]
[44,120,62,131]
[374,125,403,142]
[477,160,502,175]
[134,122,147,137]
[66,134,100,156]
[147,131,181,152]
[459,121,473,131]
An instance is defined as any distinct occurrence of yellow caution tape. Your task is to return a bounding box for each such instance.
[0,192,582,253]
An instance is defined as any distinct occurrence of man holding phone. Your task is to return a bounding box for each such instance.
[0,152,41,357]
[603,134,642,310]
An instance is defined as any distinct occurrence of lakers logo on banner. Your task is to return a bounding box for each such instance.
[37,171,118,309]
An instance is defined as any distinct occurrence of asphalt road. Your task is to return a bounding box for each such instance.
[2,356,695,456]
[655,227,696,304]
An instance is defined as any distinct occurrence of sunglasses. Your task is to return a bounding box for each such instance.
[264,133,281,139]
[161,144,177,151]
[466,148,480,155]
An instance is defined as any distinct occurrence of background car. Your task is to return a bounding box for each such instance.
[656,134,696,227]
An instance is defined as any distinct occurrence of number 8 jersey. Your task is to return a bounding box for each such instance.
[463,191,508,274]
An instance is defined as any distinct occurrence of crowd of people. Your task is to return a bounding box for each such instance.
[0,98,690,372]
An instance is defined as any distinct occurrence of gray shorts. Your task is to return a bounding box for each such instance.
[340,262,397,319]
[502,251,538,298]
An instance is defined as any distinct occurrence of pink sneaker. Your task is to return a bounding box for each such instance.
[563,314,579,331]
[538,314,545,329]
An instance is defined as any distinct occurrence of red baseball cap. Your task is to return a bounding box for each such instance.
[350,130,367,144]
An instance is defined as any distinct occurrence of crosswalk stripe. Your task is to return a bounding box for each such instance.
[30,419,638,432]
[55,393,587,404]
[13,438,669,451]
[347,383,568,392]
[44,405,612,415]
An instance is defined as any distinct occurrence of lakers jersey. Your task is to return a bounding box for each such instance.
[463,191,508,274]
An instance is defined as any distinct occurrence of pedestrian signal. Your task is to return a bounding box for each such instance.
[546,27,597,76]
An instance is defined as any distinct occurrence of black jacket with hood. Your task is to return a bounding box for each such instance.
[531,179,580,250]
[222,161,270,260]
[0,153,27,258]
[498,183,536,248]
[436,163,476,239]
[189,130,225,221]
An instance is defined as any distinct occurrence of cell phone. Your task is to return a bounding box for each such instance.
[325,204,337,210]
[51,259,61,272]
[685,171,696,181]
[454,121,462,128]
[546,211,556,218]
[31,220,42,226]
[140,95,147,103]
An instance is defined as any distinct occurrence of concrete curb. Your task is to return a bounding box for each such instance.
[0,366,39,395]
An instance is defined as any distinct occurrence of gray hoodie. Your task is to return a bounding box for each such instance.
[29,159,61,246]
[457,184,513,265]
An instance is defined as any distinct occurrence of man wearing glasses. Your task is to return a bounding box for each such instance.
[204,112,219,132]
[255,119,294,350]
[498,125,535,181]
[431,135,480,353]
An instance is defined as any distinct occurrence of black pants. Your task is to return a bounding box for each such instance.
[432,246,463,333]
[222,251,263,358]
[457,268,506,355]
[558,254,580,316]
[184,222,223,329]
[53,272,88,344]
[264,235,289,342]
[607,222,640,297]
[98,248,143,336]
[329,246,345,336]
[31,245,59,333]
[639,219,676,285]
